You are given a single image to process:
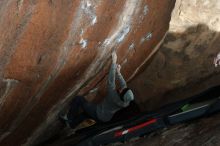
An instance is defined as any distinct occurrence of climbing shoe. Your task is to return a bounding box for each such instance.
[59,113,70,127]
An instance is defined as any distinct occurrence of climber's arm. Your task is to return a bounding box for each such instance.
[107,52,117,90]
[116,65,127,89]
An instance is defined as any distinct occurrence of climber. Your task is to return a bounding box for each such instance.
[59,51,134,129]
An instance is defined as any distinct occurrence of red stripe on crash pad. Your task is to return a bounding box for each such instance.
[114,118,157,137]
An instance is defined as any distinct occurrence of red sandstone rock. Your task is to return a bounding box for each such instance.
[0,0,175,145]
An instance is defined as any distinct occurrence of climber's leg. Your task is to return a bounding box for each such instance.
[82,101,99,121]
[67,96,87,121]
[68,112,88,129]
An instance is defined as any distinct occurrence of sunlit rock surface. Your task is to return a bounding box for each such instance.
[123,0,220,145]
[130,0,220,111]
[0,0,175,145]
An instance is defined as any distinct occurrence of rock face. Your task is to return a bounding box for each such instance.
[129,0,220,111]
[0,0,175,145]
[122,0,220,145]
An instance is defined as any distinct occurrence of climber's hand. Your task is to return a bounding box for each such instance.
[117,64,121,72]
[112,51,117,64]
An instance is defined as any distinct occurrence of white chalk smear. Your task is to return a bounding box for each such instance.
[79,39,88,48]
[81,0,97,26]
[140,32,153,44]
[116,25,130,43]
[89,87,98,93]
[129,43,135,50]
[100,0,142,59]
[143,5,149,16]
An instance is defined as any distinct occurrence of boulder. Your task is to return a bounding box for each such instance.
[0,0,175,145]
[129,0,220,111]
